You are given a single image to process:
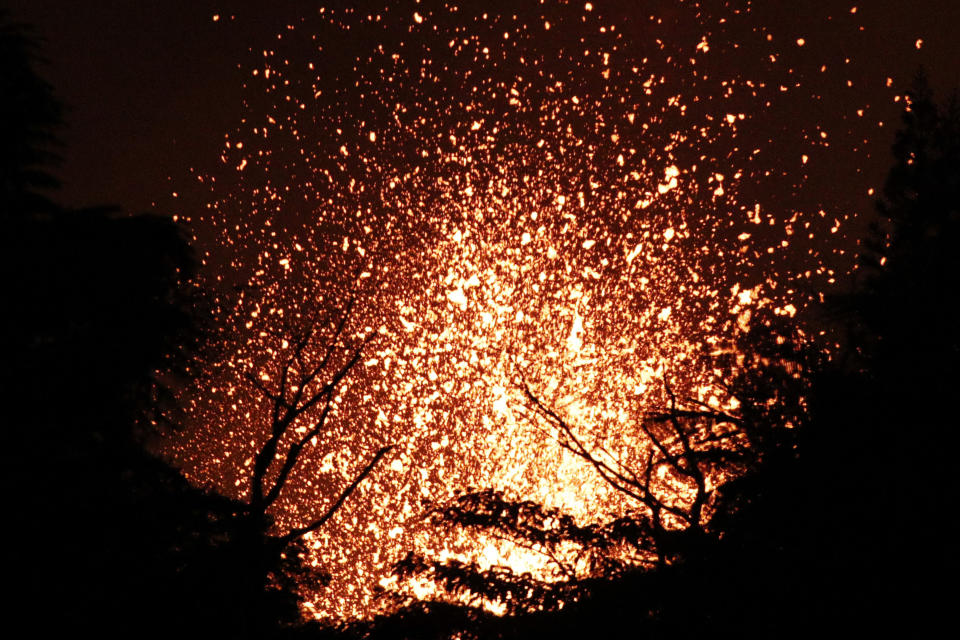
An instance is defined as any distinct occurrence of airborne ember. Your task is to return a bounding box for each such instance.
[163,0,884,621]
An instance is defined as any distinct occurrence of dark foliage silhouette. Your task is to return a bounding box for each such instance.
[223,308,395,634]
[806,74,960,631]
[3,18,397,638]
[0,14,61,214]
[359,312,813,640]
[0,17,302,639]
[359,78,960,640]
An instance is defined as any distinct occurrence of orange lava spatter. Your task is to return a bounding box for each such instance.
[162,0,881,621]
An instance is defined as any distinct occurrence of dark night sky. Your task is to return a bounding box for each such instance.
[4,0,294,211]
[4,0,959,215]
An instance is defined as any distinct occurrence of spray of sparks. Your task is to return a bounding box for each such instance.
[164,0,881,621]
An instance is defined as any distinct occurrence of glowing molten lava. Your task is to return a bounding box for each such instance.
[163,0,876,621]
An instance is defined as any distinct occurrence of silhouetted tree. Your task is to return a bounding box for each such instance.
[322,78,960,640]
[372,309,815,640]
[853,73,960,390]
[0,13,61,215]
[0,17,265,639]
[2,17,396,637]
[226,304,395,635]
[657,75,960,636]
[806,74,960,632]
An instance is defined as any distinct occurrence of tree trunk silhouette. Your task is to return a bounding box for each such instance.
[232,300,395,634]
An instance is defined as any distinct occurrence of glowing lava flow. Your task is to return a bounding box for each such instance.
[163,0,879,621]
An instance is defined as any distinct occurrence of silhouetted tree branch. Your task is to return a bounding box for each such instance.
[279,443,394,546]
[239,300,393,541]
[213,300,397,634]
[520,371,753,546]
[389,316,813,618]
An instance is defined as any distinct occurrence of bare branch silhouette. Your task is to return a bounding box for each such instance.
[237,301,394,548]
[280,444,395,545]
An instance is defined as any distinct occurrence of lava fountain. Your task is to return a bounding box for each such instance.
[163,0,880,620]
